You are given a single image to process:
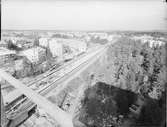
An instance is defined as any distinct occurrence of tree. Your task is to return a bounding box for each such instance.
[7,40,22,51]
[74,82,137,127]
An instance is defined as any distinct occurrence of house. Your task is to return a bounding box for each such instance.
[13,55,51,78]
[14,57,27,71]
[20,47,46,64]
[14,58,32,78]
[13,47,51,78]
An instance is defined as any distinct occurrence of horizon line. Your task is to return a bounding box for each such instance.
[2,29,167,33]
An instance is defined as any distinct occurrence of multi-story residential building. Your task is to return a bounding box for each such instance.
[39,38,87,62]
[39,38,63,59]
[48,39,63,58]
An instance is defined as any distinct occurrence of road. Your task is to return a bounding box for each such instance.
[0,69,74,127]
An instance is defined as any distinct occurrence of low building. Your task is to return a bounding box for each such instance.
[58,39,87,55]
[0,47,16,66]
[63,54,74,61]
[0,40,8,48]
[13,56,51,78]
[20,47,46,65]
[39,38,63,59]
[2,37,34,49]
[107,35,114,41]
[14,47,51,78]
[39,38,49,48]
[132,36,165,48]
[14,58,32,78]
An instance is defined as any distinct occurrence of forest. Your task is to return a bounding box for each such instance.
[73,34,166,127]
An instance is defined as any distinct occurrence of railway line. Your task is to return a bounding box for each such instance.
[2,44,108,127]
[4,45,99,108]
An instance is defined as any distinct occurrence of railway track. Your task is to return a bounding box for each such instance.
[4,46,99,109]
[4,45,107,127]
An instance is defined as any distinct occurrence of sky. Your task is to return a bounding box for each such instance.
[1,0,167,31]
